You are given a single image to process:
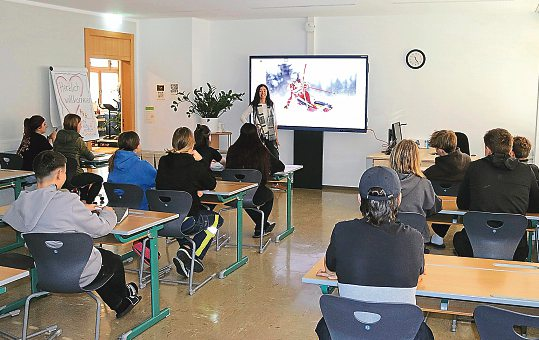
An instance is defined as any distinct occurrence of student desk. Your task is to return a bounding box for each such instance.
[201,181,258,279]
[367,148,437,169]
[0,170,34,254]
[270,165,303,242]
[303,254,539,316]
[0,266,28,295]
[103,209,178,340]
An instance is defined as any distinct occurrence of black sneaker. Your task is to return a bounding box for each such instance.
[116,295,141,318]
[176,248,204,273]
[126,282,138,297]
[173,256,190,278]
[265,222,276,233]
[252,229,271,238]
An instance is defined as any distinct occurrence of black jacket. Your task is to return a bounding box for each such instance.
[195,145,222,169]
[155,152,216,216]
[457,153,539,214]
[519,159,539,182]
[424,148,471,183]
[20,132,52,171]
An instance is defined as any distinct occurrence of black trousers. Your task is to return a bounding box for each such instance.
[177,210,224,260]
[453,229,529,261]
[70,172,103,204]
[315,317,434,340]
[431,223,450,238]
[262,138,279,160]
[91,248,129,311]
[246,186,274,231]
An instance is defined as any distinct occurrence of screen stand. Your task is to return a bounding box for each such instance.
[293,130,323,189]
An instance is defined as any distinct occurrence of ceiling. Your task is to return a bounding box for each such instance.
[9,0,539,19]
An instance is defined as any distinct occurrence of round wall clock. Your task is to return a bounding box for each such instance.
[406,49,426,69]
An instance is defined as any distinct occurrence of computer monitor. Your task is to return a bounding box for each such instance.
[392,122,403,143]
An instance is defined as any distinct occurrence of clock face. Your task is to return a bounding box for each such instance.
[406,49,425,69]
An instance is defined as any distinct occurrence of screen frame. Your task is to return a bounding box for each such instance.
[392,122,403,143]
[249,55,369,133]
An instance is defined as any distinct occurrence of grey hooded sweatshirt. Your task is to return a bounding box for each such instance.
[3,185,116,286]
[397,173,442,241]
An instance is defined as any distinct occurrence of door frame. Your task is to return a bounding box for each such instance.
[84,28,135,131]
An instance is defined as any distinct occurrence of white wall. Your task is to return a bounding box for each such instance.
[135,12,539,187]
[0,1,136,151]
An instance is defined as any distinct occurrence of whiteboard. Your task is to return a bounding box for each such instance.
[49,67,99,141]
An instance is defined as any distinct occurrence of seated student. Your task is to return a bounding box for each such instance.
[53,114,103,204]
[454,128,539,261]
[156,127,223,278]
[390,139,441,243]
[107,131,157,264]
[315,166,433,340]
[107,131,156,210]
[17,115,57,171]
[194,124,223,169]
[424,130,471,248]
[225,123,285,238]
[3,151,141,318]
[512,136,539,181]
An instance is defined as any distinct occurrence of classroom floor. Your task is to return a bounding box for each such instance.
[0,186,495,339]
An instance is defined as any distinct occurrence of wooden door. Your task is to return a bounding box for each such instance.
[84,28,135,131]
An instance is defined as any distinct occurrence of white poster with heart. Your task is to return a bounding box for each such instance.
[49,67,99,141]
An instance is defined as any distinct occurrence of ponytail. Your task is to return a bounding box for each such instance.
[17,115,45,155]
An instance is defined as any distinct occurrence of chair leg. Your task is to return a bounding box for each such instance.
[215,207,234,251]
[85,292,101,340]
[22,291,49,340]
[139,238,149,289]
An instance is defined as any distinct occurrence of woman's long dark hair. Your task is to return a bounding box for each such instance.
[17,115,45,155]
[108,131,140,171]
[194,124,210,148]
[227,123,270,178]
[250,84,273,108]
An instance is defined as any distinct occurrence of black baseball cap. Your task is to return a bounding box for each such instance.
[359,166,401,201]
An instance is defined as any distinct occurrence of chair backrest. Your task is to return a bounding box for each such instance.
[104,182,144,209]
[455,132,470,156]
[23,232,94,293]
[397,212,430,242]
[320,295,424,340]
[463,211,528,260]
[475,305,539,340]
[430,180,461,197]
[146,189,193,237]
[0,153,23,170]
[220,169,262,207]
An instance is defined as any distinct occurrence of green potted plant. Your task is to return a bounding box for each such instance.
[171,83,244,131]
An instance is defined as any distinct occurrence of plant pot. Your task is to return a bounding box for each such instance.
[202,118,220,132]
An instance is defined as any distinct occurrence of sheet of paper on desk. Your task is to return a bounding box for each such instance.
[112,207,129,224]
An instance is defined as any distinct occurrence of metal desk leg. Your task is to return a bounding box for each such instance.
[219,194,248,278]
[275,173,295,242]
[320,285,335,294]
[119,226,170,340]
[0,178,26,254]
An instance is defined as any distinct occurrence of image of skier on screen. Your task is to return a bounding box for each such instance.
[284,66,333,113]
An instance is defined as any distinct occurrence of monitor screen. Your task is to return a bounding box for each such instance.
[392,122,403,143]
[249,55,369,132]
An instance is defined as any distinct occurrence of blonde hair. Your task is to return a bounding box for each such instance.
[429,130,457,153]
[169,127,194,153]
[390,139,425,178]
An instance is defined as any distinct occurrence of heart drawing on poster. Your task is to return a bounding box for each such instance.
[55,74,84,115]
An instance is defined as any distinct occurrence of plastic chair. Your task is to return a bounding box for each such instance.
[146,189,214,295]
[0,153,23,170]
[22,233,113,340]
[397,212,430,243]
[455,132,470,155]
[319,295,424,340]
[431,180,461,197]
[219,169,270,254]
[103,182,143,209]
[474,305,539,340]
[463,211,528,260]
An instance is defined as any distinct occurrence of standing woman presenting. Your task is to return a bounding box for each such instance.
[241,84,280,159]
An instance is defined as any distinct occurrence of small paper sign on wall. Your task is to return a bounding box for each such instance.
[157,84,165,100]
[49,66,99,141]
